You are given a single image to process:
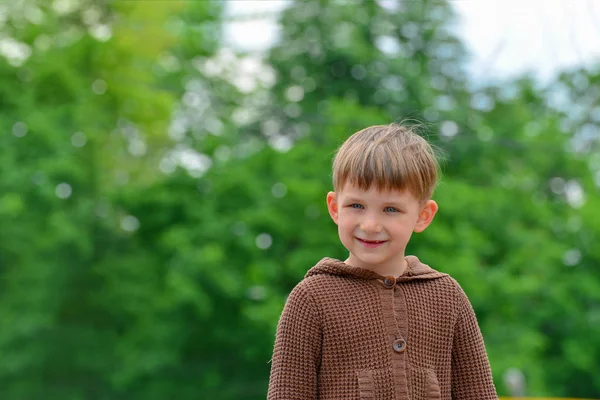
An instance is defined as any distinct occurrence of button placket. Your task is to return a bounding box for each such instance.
[380,276,408,353]
[378,278,409,397]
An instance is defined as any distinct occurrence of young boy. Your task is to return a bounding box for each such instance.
[267,124,498,399]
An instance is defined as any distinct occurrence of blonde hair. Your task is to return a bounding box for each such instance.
[332,123,440,201]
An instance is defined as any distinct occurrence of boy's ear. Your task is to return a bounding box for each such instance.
[326,191,339,225]
[414,200,438,233]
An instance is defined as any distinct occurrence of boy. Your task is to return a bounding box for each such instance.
[267,124,497,399]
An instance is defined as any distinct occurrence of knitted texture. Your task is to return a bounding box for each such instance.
[268,256,498,400]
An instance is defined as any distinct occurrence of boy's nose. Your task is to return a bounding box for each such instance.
[360,216,382,233]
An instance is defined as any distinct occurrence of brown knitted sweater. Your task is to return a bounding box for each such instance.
[268,256,497,400]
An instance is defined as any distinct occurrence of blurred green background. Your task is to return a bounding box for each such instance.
[1,0,599,399]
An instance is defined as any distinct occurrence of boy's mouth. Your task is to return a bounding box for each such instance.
[356,238,387,248]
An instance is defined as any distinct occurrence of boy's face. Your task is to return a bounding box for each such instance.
[326,183,438,275]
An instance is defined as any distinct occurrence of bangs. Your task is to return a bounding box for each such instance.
[332,124,439,201]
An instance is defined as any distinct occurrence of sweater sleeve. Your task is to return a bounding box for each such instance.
[451,286,498,400]
[267,282,322,400]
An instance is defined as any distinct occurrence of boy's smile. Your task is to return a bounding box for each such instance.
[356,238,387,248]
[326,183,438,277]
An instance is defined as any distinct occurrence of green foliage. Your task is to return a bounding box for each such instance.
[0,1,224,398]
[0,0,599,399]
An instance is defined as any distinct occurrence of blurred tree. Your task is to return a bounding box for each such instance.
[260,0,467,145]
[421,74,600,397]
[0,1,224,398]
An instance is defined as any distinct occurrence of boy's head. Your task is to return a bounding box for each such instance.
[332,123,439,202]
[326,123,440,275]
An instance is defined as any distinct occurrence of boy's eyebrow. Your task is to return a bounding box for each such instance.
[343,195,407,207]
[384,201,406,206]
[381,201,407,208]
[343,196,363,202]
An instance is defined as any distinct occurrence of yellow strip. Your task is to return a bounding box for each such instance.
[500,398,598,400]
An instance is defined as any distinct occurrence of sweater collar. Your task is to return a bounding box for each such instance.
[305,256,447,282]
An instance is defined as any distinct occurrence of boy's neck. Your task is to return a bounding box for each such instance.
[344,257,408,278]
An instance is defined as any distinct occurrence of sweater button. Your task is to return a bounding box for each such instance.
[383,276,396,288]
[393,338,406,353]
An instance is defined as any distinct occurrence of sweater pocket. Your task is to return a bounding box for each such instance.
[356,368,395,399]
[410,365,441,400]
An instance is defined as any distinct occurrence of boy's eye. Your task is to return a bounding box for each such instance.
[384,206,399,212]
[350,203,364,209]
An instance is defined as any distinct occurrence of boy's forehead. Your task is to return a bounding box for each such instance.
[338,183,416,201]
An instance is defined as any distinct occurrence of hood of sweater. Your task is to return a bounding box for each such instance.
[305,256,447,282]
